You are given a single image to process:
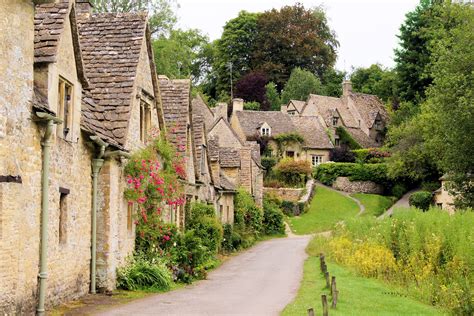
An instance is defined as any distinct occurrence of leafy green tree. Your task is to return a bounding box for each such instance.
[421,3,474,208]
[320,68,346,97]
[253,4,338,89]
[91,0,178,36]
[234,71,268,109]
[265,82,281,111]
[213,11,260,96]
[394,0,441,103]
[281,68,323,104]
[153,29,209,82]
[350,64,398,103]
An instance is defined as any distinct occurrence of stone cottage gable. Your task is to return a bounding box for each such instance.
[192,95,215,131]
[302,94,359,128]
[287,100,306,114]
[77,11,151,147]
[347,92,388,130]
[191,113,214,184]
[208,117,245,149]
[234,110,295,140]
[290,116,334,149]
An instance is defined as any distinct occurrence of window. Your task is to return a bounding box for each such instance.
[374,119,382,130]
[127,203,134,232]
[436,203,443,209]
[334,138,340,147]
[332,116,339,126]
[226,205,230,222]
[139,101,151,143]
[311,155,323,166]
[58,78,73,139]
[219,205,223,221]
[58,188,69,244]
[286,151,295,158]
[288,110,296,116]
[261,127,271,136]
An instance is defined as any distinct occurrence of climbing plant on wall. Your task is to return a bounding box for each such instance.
[273,132,305,157]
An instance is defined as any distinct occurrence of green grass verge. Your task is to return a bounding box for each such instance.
[287,186,359,234]
[282,238,446,316]
[351,193,395,217]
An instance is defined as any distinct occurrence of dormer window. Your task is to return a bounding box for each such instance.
[288,110,296,116]
[261,127,271,136]
[332,116,339,126]
[374,118,382,130]
[58,77,74,139]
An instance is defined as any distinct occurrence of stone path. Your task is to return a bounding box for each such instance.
[95,236,311,316]
[379,189,419,219]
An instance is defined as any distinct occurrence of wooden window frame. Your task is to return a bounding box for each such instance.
[139,100,152,143]
[58,77,74,140]
[312,155,323,166]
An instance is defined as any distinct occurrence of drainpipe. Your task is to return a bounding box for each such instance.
[89,139,130,294]
[35,112,62,316]
[90,136,107,294]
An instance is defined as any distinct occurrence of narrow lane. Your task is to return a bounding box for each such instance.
[97,236,311,316]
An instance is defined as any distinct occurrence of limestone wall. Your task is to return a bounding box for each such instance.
[263,187,303,202]
[332,177,383,194]
[218,193,234,224]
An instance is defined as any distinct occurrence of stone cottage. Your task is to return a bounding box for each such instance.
[0,0,164,313]
[281,81,389,148]
[230,100,334,167]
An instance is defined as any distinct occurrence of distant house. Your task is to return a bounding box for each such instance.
[230,99,333,168]
[281,81,389,148]
[434,175,459,214]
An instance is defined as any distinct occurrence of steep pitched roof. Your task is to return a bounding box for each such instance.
[219,173,236,191]
[348,92,388,128]
[208,117,245,147]
[345,127,379,148]
[34,0,69,63]
[77,12,148,147]
[191,95,214,131]
[192,113,205,176]
[208,136,219,161]
[158,77,191,155]
[235,111,295,138]
[304,94,359,128]
[290,116,334,149]
[288,100,306,113]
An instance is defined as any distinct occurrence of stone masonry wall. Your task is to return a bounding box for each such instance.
[332,176,384,194]
[263,187,304,202]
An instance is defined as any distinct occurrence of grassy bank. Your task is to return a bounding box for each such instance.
[283,238,446,316]
[351,193,395,217]
[287,186,359,234]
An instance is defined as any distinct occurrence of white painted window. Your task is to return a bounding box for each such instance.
[311,155,323,166]
[261,127,271,136]
[288,110,296,116]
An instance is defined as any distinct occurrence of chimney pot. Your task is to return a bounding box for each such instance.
[75,0,93,17]
[342,80,352,97]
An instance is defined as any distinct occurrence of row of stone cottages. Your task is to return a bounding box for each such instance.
[0,0,263,314]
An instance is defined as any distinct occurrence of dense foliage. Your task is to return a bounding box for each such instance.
[274,158,312,187]
[352,148,391,164]
[350,64,398,104]
[117,255,173,291]
[280,67,323,104]
[313,163,389,187]
[324,210,474,314]
[408,191,432,211]
[262,194,286,235]
[335,127,362,150]
[329,146,355,163]
[234,71,269,109]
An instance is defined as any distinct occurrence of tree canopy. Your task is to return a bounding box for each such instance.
[281,68,323,104]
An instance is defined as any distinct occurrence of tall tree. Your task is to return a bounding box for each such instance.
[214,11,260,96]
[350,64,398,103]
[234,71,269,110]
[252,4,338,89]
[265,82,281,111]
[421,3,474,208]
[320,68,346,98]
[281,68,323,104]
[153,29,209,82]
[91,0,178,36]
[394,0,440,103]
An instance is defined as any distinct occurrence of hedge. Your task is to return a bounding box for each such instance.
[409,191,433,211]
[313,163,389,186]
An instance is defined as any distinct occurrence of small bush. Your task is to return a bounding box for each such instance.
[275,158,312,187]
[391,183,408,199]
[234,189,263,242]
[330,146,355,162]
[172,230,211,283]
[409,191,432,211]
[263,179,286,188]
[117,256,173,291]
[281,200,297,216]
[261,156,277,171]
[187,202,223,253]
[352,148,391,164]
[313,162,389,186]
[221,224,241,252]
[263,195,285,235]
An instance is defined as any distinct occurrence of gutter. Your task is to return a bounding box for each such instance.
[35,112,62,316]
[89,136,130,294]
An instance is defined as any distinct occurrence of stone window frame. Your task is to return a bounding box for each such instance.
[138,89,154,144]
[311,155,323,167]
[260,127,271,137]
[58,187,70,245]
[57,77,74,141]
[200,144,207,175]
[332,116,339,126]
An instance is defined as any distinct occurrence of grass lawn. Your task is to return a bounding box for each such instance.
[282,238,446,316]
[351,193,395,217]
[287,186,359,234]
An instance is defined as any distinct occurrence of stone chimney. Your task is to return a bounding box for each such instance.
[342,80,352,97]
[232,98,244,114]
[215,102,228,121]
[280,105,287,113]
[75,0,93,17]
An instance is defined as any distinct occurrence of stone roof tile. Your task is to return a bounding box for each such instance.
[219,147,240,168]
[235,110,295,138]
[290,116,334,149]
[348,92,389,128]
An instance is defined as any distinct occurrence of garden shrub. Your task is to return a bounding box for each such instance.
[325,210,474,314]
[274,158,312,187]
[313,162,389,186]
[421,181,441,192]
[263,194,285,235]
[234,189,263,245]
[329,146,355,162]
[117,255,173,291]
[263,179,286,188]
[261,156,277,171]
[281,200,297,216]
[352,148,391,163]
[186,202,223,253]
[391,183,408,199]
[409,191,432,211]
[222,224,242,252]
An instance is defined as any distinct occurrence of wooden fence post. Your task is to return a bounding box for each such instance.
[321,294,328,316]
[332,290,339,309]
[325,272,330,288]
[319,253,325,272]
[307,307,315,316]
[330,276,336,296]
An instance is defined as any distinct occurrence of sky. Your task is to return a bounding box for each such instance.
[176,0,419,72]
